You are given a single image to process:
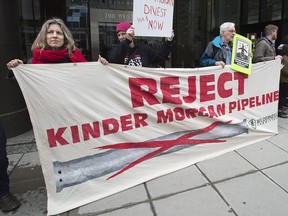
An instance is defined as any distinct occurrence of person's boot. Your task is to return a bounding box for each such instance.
[0,192,20,212]
[278,109,288,118]
[282,106,288,115]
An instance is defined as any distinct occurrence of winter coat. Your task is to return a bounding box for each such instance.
[109,38,172,67]
[252,37,276,63]
[281,55,288,83]
[200,36,231,67]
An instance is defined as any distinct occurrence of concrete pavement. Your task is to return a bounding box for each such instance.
[3,118,288,216]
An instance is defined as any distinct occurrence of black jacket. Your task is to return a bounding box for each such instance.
[109,38,172,67]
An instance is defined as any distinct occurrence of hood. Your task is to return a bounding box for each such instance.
[212,36,222,48]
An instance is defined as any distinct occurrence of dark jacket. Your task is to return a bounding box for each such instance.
[277,43,288,56]
[200,36,230,67]
[277,44,288,83]
[109,38,172,67]
[252,37,276,63]
[280,55,288,83]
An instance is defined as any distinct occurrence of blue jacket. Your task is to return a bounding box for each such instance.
[200,36,229,67]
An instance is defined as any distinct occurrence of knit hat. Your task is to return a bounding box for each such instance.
[116,22,131,33]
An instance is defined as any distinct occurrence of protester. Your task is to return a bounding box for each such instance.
[277,35,288,118]
[5,17,88,212]
[200,22,236,68]
[0,122,20,212]
[7,17,108,68]
[109,21,174,67]
[7,18,88,69]
[252,24,282,63]
[4,17,105,212]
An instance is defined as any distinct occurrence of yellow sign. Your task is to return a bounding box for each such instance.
[231,34,252,74]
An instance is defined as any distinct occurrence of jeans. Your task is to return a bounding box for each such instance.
[0,122,9,195]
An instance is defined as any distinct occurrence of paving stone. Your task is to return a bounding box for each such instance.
[7,153,23,174]
[146,165,208,198]
[6,143,35,154]
[10,178,46,194]
[215,172,288,216]
[197,151,257,182]
[277,125,288,134]
[29,142,38,152]
[2,187,48,216]
[153,185,232,216]
[267,131,288,151]
[7,130,35,145]
[9,152,44,184]
[263,162,288,191]
[278,118,288,131]
[236,139,288,169]
[71,184,148,215]
[98,203,153,216]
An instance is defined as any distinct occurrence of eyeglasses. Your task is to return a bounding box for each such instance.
[227,30,236,33]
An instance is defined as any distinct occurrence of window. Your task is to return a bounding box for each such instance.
[213,0,240,26]
[247,0,259,24]
[260,0,282,22]
[241,0,260,24]
[284,1,288,19]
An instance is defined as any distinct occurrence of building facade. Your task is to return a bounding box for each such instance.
[1,0,287,136]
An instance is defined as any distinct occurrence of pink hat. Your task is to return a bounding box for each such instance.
[116,22,131,33]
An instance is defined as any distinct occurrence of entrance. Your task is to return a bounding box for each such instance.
[90,8,133,61]
[98,23,118,60]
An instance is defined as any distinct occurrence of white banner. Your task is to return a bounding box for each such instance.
[13,60,281,215]
[133,0,174,37]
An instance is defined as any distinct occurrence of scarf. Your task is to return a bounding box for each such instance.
[32,48,87,64]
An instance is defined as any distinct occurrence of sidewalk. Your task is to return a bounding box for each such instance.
[3,118,288,216]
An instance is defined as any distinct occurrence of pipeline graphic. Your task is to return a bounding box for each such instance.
[53,120,248,192]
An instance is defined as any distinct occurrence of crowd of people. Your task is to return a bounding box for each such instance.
[1,17,288,213]
[200,23,287,119]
